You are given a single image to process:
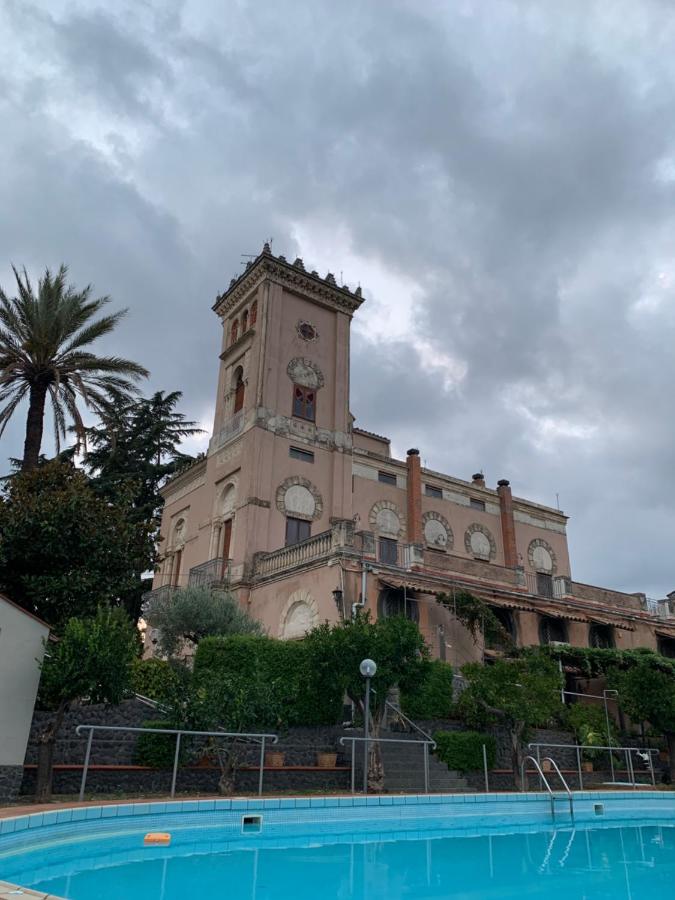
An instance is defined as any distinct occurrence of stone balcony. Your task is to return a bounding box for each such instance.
[252,519,355,579]
[209,409,244,453]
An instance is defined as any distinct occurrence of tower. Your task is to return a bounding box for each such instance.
[151,242,364,623]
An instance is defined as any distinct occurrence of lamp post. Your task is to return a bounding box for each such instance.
[360,658,377,793]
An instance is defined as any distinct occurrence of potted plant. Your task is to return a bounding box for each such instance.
[265,750,285,768]
[316,749,338,768]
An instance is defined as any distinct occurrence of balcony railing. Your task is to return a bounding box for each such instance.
[188,557,230,588]
[643,597,675,619]
[141,583,177,609]
[524,572,571,600]
[210,410,244,452]
[253,530,333,578]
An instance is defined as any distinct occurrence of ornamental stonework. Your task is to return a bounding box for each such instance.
[528,538,557,574]
[275,475,324,521]
[296,320,319,342]
[286,357,325,389]
[464,523,497,561]
[369,500,406,538]
[279,590,319,639]
[422,511,453,551]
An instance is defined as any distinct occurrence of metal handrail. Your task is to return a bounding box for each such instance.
[521,755,556,818]
[542,757,574,818]
[339,735,435,794]
[528,742,658,789]
[383,701,435,744]
[75,724,278,801]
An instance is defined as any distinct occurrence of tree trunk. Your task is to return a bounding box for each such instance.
[35,701,68,801]
[666,732,675,783]
[22,382,48,471]
[511,721,526,791]
[367,711,385,792]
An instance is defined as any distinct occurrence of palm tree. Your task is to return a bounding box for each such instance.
[0,265,149,470]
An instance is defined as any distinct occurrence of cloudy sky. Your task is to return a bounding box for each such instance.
[2,0,675,596]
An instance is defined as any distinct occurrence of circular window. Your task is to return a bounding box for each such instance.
[297,321,318,342]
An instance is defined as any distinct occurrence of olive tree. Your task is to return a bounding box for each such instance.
[457,654,563,788]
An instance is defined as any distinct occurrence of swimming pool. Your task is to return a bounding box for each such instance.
[1,792,675,899]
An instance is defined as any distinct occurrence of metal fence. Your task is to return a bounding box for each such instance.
[74,724,278,801]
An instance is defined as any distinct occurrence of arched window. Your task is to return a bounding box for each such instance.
[589,623,614,649]
[377,587,419,623]
[292,385,315,421]
[658,636,675,659]
[233,366,245,413]
[486,607,516,650]
[230,319,239,345]
[242,308,249,332]
[539,616,568,645]
[250,300,258,325]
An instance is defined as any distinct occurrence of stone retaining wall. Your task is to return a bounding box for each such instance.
[20,766,350,796]
[0,766,23,803]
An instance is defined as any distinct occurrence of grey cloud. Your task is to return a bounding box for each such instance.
[1,0,675,596]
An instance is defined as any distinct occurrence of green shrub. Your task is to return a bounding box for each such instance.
[401,659,456,720]
[564,702,617,759]
[193,635,344,728]
[433,730,496,773]
[130,657,188,707]
[134,720,184,769]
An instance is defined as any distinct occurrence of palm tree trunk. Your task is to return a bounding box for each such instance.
[22,382,48,471]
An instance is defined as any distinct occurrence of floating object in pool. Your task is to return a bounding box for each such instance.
[144,832,171,845]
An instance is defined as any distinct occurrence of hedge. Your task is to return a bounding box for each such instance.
[130,657,188,708]
[433,730,496,773]
[193,634,344,728]
[400,659,456,720]
[134,719,186,769]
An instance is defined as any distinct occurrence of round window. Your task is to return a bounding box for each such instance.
[297,321,317,341]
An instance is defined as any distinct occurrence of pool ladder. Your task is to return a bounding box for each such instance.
[522,755,574,820]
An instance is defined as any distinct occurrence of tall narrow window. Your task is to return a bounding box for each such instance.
[230,319,239,345]
[378,538,398,565]
[172,548,182,587]
[242,309,249,332]
[250,300,258,325]
[292,385,316,421]
[285,517,311,546]
[233,367,245,413]
[221,519,233,579]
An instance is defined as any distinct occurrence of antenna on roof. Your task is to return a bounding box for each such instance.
[340,270,343,285]
[555,492,560,510]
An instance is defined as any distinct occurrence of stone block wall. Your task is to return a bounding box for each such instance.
[0,766,23,803]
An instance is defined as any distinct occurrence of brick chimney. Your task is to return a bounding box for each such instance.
[406,449,423,544]
[471,472,485,488]
[497,479,518,568]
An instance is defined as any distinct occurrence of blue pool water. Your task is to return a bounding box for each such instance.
[2,793,675,899]
[4,820,675,898]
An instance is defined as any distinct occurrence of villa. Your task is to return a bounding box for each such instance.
[144,242,675,663]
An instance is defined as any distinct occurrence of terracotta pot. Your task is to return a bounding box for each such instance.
[316,751,338,768]
[265,751,285,768]
[582,761,593,773]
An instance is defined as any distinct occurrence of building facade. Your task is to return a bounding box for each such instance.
[146,243,675,664]
[0,594,49,801]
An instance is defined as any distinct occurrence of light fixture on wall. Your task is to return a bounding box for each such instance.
[332,588,344,615]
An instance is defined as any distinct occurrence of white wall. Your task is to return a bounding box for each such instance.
[0,596,49,766]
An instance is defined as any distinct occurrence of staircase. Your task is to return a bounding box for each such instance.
[347,709,472,794]
[379,731,471,793]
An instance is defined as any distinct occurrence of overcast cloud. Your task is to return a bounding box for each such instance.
[2,0,675,596]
